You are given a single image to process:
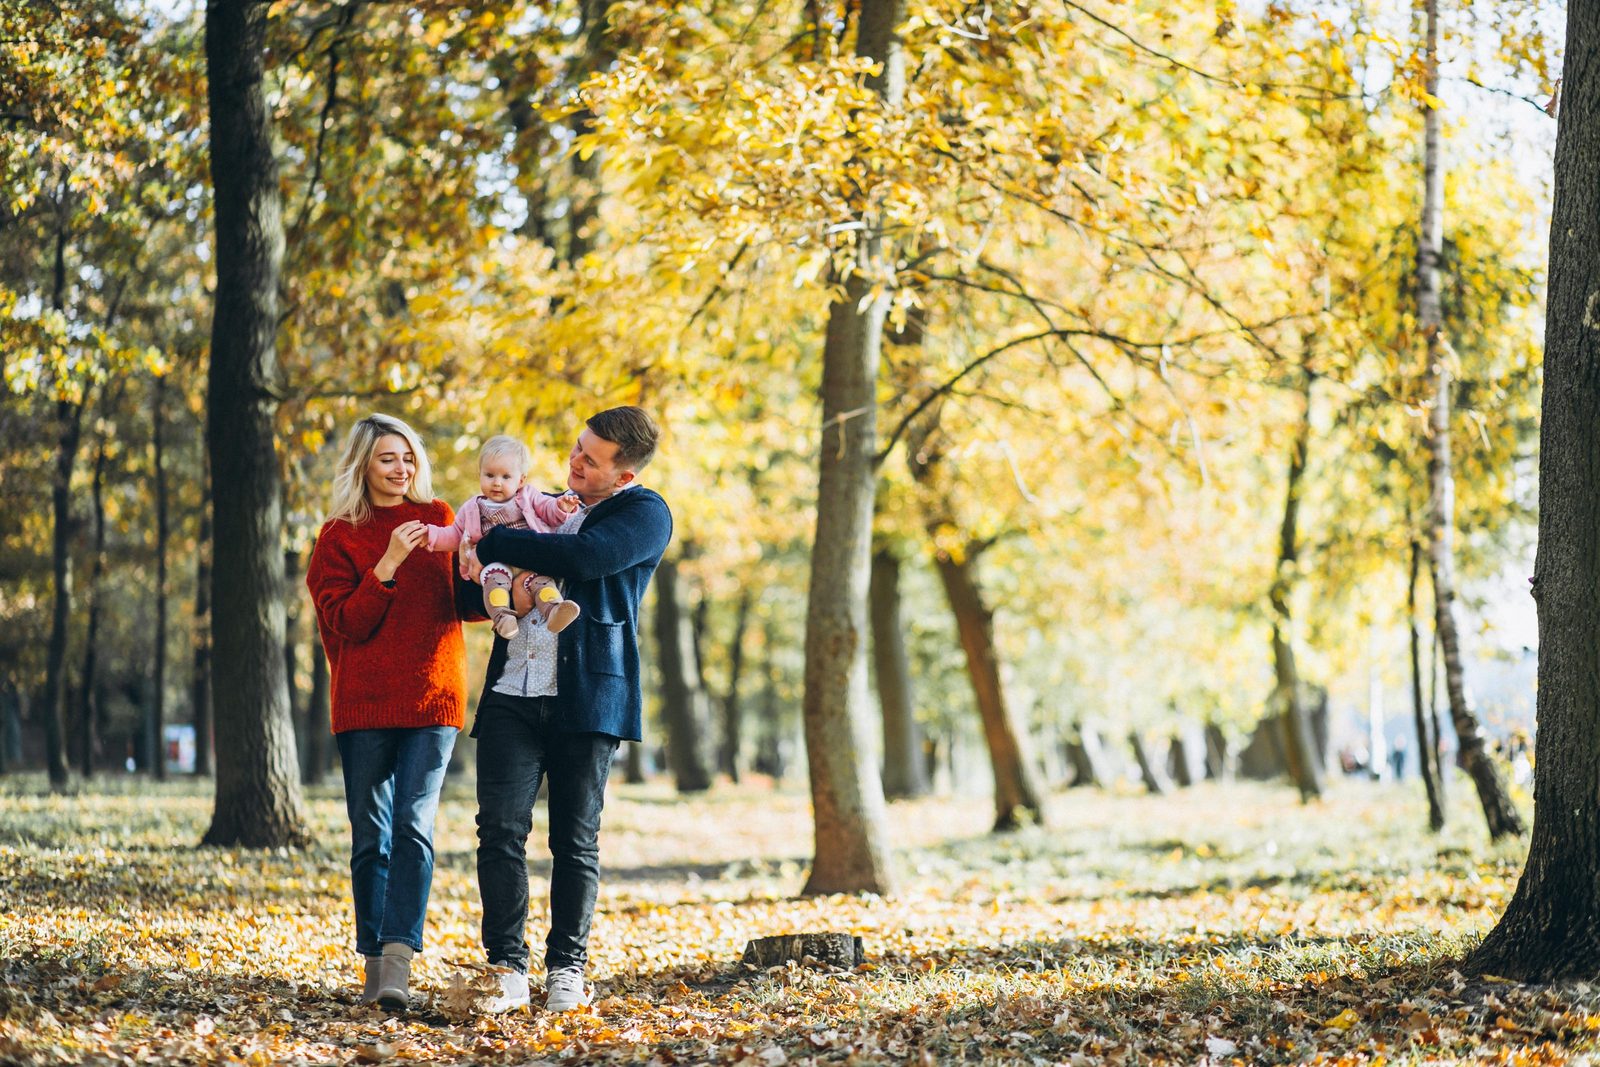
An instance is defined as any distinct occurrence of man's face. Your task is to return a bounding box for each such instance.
[567,428,635,501]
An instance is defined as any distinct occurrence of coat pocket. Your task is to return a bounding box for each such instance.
[585,619,626,677]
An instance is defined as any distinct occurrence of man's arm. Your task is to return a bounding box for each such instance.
[455,571,490,621]
[477,491,672,581]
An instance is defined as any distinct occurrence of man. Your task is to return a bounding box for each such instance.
[464,406,672,1013]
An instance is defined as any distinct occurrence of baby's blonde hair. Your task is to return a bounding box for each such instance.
[479,435,532,477]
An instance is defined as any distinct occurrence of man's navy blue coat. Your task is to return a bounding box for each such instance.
[468,486,672,741]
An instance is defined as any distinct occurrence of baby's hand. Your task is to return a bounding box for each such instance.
[556,493,581,514]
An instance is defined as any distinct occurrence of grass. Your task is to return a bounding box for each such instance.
[0,771,1592,1065]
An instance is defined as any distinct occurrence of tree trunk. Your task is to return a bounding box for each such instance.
[192,456,214,777]
[718,588,752,783]
[201,0,310,847]
[1203,722,1232,781]
[43,207,81,793]
[623,741,645,784]
[1468,0,1600,979]
[1168,723,1208,788]
[284,547,303,771]
[870,547,928,799]
[1415,0,1523,841]
[1269,360,1324,801]
[1065,723,1112,788]
[152,374,169,779]
[931,545,1046,829]
[0,685,21,772]
[653,558,712,792]
[1238,714,1288,779]
[78,429,109,779]
[567,0,613,262]
[1410,534,1446,831]
[799,0,903,896]
[754,616,785,779]
[743,933,864,969]
[305,622,329,785]
[43,393,83,793]
[1128,731,1172,796]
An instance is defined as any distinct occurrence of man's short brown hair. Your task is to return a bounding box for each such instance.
[587,406,660,471]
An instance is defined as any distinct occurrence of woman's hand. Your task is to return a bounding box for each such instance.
[459,541,485,583]
[374,520,427,582]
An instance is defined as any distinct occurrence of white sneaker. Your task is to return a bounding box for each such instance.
[544,967,591,1012]
[483,967,530,1014]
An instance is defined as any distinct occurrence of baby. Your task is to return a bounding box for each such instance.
[425,435,581,639]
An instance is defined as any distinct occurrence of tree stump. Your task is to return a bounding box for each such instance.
[742,933,864,969]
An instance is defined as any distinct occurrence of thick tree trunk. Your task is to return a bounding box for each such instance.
[1415,0,1523,841]
[623,741,645,784]
[192,458,214,777]
[718,588,752,783]
[1238,714,1288,779]
[870,547,928,800]
[153,375,169,779]
[78,430,109,779]
[799,0,903,897]
[1409,535,1446,831]
[1270,361,1324,801]
[1128,731,1172,796]
[1468,0,1600,978]
[653,558,712,793]
[932,546,1046,829]
[201,0,309,846]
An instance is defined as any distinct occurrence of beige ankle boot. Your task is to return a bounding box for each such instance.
[376,943,414,1011]
[360,956,381,1004]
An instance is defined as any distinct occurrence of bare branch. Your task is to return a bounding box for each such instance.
[1059,0,1350,101]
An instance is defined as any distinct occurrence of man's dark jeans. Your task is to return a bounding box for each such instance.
[474,690,619,974]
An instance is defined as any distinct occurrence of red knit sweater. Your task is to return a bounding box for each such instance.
[306,499,467,733]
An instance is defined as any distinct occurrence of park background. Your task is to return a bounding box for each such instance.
[3,0,1595,1064]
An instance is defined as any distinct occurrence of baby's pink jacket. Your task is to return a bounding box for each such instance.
[426,486,570,553]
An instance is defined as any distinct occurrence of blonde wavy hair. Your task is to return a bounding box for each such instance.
[326,414,435,526]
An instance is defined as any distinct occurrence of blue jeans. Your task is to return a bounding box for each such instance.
[474,691,619,974]
[336,726,457,955]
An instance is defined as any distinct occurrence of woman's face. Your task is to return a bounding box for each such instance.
[365,433,416,506]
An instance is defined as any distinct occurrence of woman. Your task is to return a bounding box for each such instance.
[306,414,466,1010]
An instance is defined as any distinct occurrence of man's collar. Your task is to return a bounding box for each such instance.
[580,483,639,509]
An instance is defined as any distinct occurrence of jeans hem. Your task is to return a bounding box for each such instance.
[378,936,425,953]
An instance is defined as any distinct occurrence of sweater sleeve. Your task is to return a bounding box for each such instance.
[477,491,672,581]
[426,501,470,552]
[307,523,396,644]
[527,489,572,530]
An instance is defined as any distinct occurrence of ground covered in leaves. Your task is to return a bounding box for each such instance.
[1,773,1592,1065]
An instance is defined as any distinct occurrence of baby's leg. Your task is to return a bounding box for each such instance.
[480,563,520,639]
[518,572,580,634]
[508,568,537,618]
